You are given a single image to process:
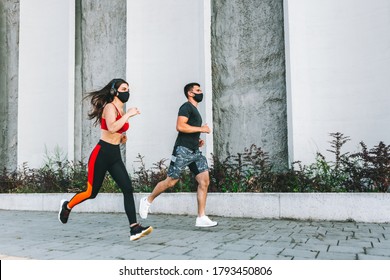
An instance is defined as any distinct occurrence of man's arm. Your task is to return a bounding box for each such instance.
[176,116,210,134]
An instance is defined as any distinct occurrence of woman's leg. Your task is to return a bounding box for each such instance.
[68,144,107,209]
[109,159,153,241]
[58,143,107,224]
[108,160,137,225]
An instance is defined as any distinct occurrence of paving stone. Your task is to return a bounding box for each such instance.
[279,248,319,259]
[338,239,374,247]
[374,240,390,249]
[327,245,365,254]
[365,248,390,257]
[252,254,292,260]
[305,237,338,246]
[261,240,296,249]
[215,243,252,252]
[213,251,257,260]
[248,234,281,242]
[155,245,193,256]
[357,254,390,260]
[0,210,388,261]
[185,247,224,259]
[316,252,357,260]
[118,250,162,260]
[293,243,329,252]
[247,245,285,256]
[279,235,309,244]
[151,254,193,260]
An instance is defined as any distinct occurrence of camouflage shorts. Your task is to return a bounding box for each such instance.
[167,146,209,179]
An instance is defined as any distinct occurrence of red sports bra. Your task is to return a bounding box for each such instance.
[101,105,129,134]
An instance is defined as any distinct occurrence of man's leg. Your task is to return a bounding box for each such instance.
[194,170,217,227]
[148,177,179,203]
[139,176,179,219]
[195,170,210,217]
[140,146,186,216]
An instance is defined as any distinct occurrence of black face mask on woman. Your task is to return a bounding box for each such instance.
[117,91,130,103]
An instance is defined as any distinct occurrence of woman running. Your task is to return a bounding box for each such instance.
[58,78,153,241]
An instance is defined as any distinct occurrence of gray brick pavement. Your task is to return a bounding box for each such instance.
[1,210,390,260]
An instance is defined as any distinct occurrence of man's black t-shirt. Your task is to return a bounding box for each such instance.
[174,102,202,151]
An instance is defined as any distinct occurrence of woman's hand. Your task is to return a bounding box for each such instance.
[127,107,140,118]
[120,134,128,144]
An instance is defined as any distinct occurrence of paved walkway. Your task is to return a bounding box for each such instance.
[1,209,390,260]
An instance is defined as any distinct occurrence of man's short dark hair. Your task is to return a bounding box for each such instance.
[184,82,200,98]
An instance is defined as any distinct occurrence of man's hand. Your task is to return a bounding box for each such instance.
[199,139,205,147]
[200,124,211,134]
[177,117,211,134]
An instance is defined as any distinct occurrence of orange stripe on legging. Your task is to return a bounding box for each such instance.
[67,144,101,209]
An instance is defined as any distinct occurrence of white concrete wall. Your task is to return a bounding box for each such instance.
[15,0,390,171]
[17,0,75,167]
[126,0,213,171]
[16,0,212,171]
[285,0,390,164]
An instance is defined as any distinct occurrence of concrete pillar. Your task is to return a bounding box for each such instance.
[211,0,288,170]
[74,0,127,162]
[0,0,19,171]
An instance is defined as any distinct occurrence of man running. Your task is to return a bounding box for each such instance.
[139,82,217,227]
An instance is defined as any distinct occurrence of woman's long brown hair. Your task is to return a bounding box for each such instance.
[85,78,128,126]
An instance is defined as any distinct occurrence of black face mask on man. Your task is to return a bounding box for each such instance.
[117,91,130,103]
[192,92,203,103]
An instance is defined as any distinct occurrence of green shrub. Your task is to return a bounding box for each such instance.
[1,133,389,193]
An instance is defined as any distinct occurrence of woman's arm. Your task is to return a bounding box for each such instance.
[103,104,139,133]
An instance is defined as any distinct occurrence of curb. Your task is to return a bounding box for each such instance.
[1,192,390,223]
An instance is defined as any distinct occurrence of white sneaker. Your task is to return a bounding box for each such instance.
[139,197,151,219]
[195,215,218,227]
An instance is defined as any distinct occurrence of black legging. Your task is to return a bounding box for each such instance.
[68,140,137,225]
